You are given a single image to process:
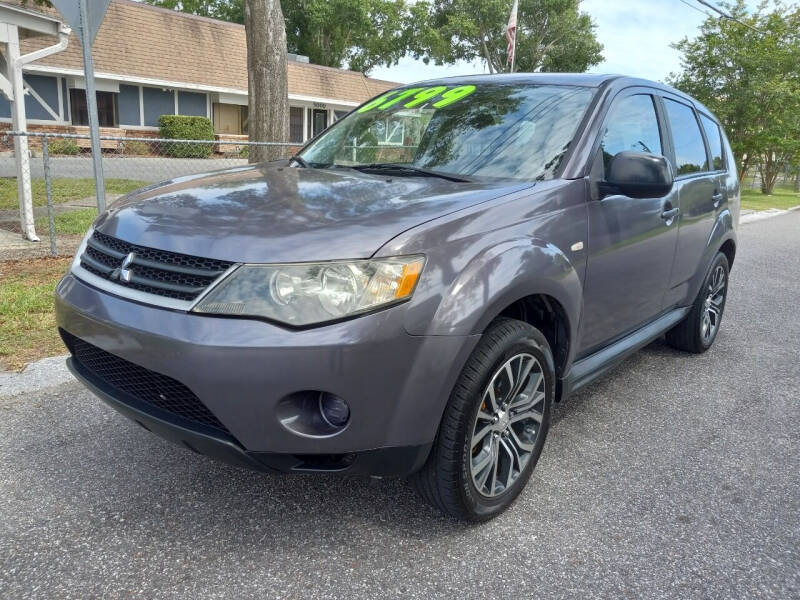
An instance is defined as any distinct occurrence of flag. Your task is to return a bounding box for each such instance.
[505,0,518,66]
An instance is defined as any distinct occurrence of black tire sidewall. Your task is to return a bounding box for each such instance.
[697,253,730,350]
[456,324,555,520]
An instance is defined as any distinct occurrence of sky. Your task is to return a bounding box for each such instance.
[370,0,761,84]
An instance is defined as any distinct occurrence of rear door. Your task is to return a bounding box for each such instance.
[659,96,722,307]
[579,90,681,355]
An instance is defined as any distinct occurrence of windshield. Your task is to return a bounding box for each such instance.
[299,83,595,181]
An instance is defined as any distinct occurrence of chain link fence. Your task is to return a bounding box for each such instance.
[0,131,296,256]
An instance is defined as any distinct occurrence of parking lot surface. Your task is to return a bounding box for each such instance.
[1,212,798,599]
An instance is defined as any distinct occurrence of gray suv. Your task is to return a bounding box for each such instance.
[56,74,739,521]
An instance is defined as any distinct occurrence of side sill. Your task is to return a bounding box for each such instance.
[560,307,690,399]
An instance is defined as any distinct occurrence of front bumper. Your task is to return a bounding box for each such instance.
[56,274,479,476]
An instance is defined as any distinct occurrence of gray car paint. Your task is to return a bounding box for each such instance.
[96,164,530,263]
[56,73,739,470]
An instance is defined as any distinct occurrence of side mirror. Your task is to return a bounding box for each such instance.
[602,151,674,199]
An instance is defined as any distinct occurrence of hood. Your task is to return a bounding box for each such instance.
[95,163,529,263]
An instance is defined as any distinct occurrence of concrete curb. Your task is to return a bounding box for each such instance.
[741,205,800,224]
[0,354,72,398]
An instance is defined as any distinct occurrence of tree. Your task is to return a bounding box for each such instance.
[143,0,411,74]
[142,0,244,22]
[669,1,800,193]
[282,0,410,73]
[244,0,288,160]
[410,0,603,74]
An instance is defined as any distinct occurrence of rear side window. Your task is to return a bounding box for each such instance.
[663,99,708,175]
[599,94,663,176]
[699,113,724,171]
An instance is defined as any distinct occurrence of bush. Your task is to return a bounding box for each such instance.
[47,139,79,156]
[123,140,151,156]
[239,145,249,159]
[157,115,214,158]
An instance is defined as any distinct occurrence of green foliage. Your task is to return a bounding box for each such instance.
[142,0,243,22]
[0,178,146,210]
[0,257,73,372]
[47,139,79,156]
[142,0,410,73]
[239,145,249,158]
[123,140,151,155]
[283,0,410,72]
[35,208,97,236]
[410,0,603,74]
[668,1,800,193]
[141,0,603,75]
[158,115,215,158]
[741,186,800,211]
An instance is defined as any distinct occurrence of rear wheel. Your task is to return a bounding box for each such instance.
[666,252,730,353]
[410,318,554,521]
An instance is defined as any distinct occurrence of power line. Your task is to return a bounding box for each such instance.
[675,0,713,18]
[689,0,766,34]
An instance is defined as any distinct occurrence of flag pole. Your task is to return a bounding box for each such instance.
[510,34,516,73]
[506,0,518,73]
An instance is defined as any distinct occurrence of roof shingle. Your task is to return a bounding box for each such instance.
[11,0,397,103]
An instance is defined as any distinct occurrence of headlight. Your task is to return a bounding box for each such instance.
[193,256,425,326]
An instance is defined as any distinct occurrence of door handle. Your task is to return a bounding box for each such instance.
[661,207,680,223]
[712,192,724,207]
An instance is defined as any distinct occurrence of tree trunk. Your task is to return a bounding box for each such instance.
[794,172,800,193]
[244,0,289,163]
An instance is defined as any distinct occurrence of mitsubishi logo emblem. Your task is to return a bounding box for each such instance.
[111,252,136,283]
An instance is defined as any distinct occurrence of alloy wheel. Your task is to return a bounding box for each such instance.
[470,353,546,498]
[701,265,726,343]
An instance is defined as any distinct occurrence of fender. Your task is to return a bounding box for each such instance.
[685,208,736,304]
[426,236,583,358]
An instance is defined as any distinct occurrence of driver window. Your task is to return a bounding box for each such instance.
[599,94,663,177]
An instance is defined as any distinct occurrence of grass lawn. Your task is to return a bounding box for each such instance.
[741,186,800,211]
[0,257,72,371]
[0,178,145,211]
[35,208,97,236]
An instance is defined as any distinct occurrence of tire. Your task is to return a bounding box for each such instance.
[410,318,555,521]
[666,252,730,353]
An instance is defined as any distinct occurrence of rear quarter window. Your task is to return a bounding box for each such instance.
[663,98,709,175]
[699,113,724,171]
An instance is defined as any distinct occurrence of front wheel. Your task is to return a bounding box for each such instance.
[410,318,555,521]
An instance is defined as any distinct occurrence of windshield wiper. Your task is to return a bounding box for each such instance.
[346,163,471,183]
[289,155,309,168]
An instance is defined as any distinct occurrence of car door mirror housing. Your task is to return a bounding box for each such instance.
[602,151,674,199]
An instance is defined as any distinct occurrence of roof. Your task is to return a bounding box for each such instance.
[407,73,624,88]
[0,2,62,38]
[7,0,398,103]
[406,72,708,113]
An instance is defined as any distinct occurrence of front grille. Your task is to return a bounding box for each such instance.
[63,331,230,435]
[79,231,234,301]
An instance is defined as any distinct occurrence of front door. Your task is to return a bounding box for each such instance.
[579,92,680,355]
[312,109,328,137]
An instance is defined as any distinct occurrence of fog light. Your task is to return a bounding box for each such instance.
[319,392,350,428]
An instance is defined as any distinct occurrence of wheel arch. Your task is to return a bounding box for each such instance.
[426,237,583,379]
[719,237,736,268]
[495,294,571,380]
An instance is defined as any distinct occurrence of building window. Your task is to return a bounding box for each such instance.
[334,110,349,121]
[289,107,304,143]
[69,89,118,127]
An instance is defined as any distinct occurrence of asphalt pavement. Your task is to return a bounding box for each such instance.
[1,211,798,599]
